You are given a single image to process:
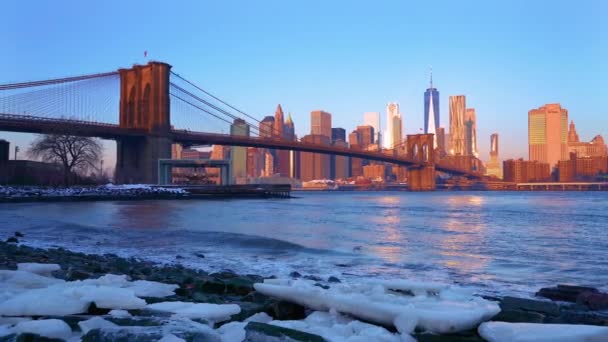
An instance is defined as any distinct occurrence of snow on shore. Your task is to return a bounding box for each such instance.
[254,278,501,334]
[479,321,608,342]
[0,184,186,198]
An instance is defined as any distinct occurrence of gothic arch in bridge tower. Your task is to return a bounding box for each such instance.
[116,62,172,184]
[406,133,436,191]
[127,86,136,128]
[141,83,150,127]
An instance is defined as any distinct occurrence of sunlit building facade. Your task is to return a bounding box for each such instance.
[528,103,568,168]
[449,95,466,155]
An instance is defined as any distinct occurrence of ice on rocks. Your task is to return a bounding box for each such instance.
[269,311,403,342]
[381,279,448,295]
[245,312,273,323]
[81,274,178,297]
[478,322,608,342]
[217,321,246,342]
[109,309,132,318]
[159,333,186,342]
[147,301,241,322]
[78,317,119,334]
[17,263,61,277]
[254,278,500,334]
[0,286,90,316]
[11,319,72,340]
[75,285,147,310]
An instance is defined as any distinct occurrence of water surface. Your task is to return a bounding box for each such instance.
[1,191,606,296]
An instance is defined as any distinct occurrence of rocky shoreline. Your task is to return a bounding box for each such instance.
[2,237,608,341]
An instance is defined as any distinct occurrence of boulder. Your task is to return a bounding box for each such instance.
[536,284,598,303]
[577,291,608,310]
[491,309,545,323]
[244,322,326,342]
[500,296,560,316]
[266,300,306,320]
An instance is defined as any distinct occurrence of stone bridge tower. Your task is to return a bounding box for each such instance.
[115,62,172,184]
[406,134,436,191]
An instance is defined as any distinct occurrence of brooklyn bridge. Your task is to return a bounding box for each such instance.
[0,61,489,190]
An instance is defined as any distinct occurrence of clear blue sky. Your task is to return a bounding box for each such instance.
[2,0,607,165]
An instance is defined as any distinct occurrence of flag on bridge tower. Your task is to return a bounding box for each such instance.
[144,51,148,58]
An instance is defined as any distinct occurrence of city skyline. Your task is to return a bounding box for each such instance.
[1,0,607,166]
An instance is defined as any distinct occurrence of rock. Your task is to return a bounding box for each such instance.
[192,292,225,304]
[209,270,237,279]
[500,296,560,316]
[224,277,254,296]
[195,253,205,259]
[81,328,162,342]
[5,333,64,342]
[289,271,302,278]
[303,275,322,282]
[577,291,608,310]
[175,255,184,259]
[14,232,24,238]
[536,284,598,303]
[87,302,111,315]
[413,331,485,341]
[327,276,341,283]
[266,300,306,320]
[82,327,221,342]
[544,310,608,325]
[313,283,330,290]
[105,316,167,327]
[66,269,92,281]
[195,278,226,294]
[491,309,545,323]
[244,322,326,342]
[6,237,18,244]
[242,291,271,304]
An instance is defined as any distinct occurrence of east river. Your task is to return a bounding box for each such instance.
[1,191,607,296]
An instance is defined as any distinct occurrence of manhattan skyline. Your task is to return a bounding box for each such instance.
[1,0,607,165]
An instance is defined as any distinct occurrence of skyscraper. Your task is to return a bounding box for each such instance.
[486,133,502,178]
[230,118,249,184]
[299,134,331,181]
[363,112,380,144]
[311,110,332,138]
[436,127,446,157]
[424,71,440,147]
[385,103,401,148]
[465,108,477,156]
[528,103,568,168]
[274,104,290,176]
[274,104,284,138]
[284,113,295,140]
[332,128,346,142]
[356,125,375,148]
[449,95,466,155]
[392,115,402,148]
[259,116,275,138]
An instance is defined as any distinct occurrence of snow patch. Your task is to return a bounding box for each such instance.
[109,309,132,318]
[11,319,72,340]
[147,301,241,322]
[478,322,608,342]
[254,278,500,334]
[16,263,61,277]
[78,316,119,334]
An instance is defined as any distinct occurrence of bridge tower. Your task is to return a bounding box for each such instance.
[115,62,172,184]
[406,134,436,191]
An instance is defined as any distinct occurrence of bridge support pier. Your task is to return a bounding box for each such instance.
[116,136,171,184]
[406,134,436,191]
[408,166,436,191]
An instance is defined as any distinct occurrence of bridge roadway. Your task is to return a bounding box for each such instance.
[0,114,484,178]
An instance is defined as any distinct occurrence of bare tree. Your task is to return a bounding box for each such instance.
[28,135,102,185]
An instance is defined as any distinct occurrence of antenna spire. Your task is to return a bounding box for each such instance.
[429,66,433,89]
